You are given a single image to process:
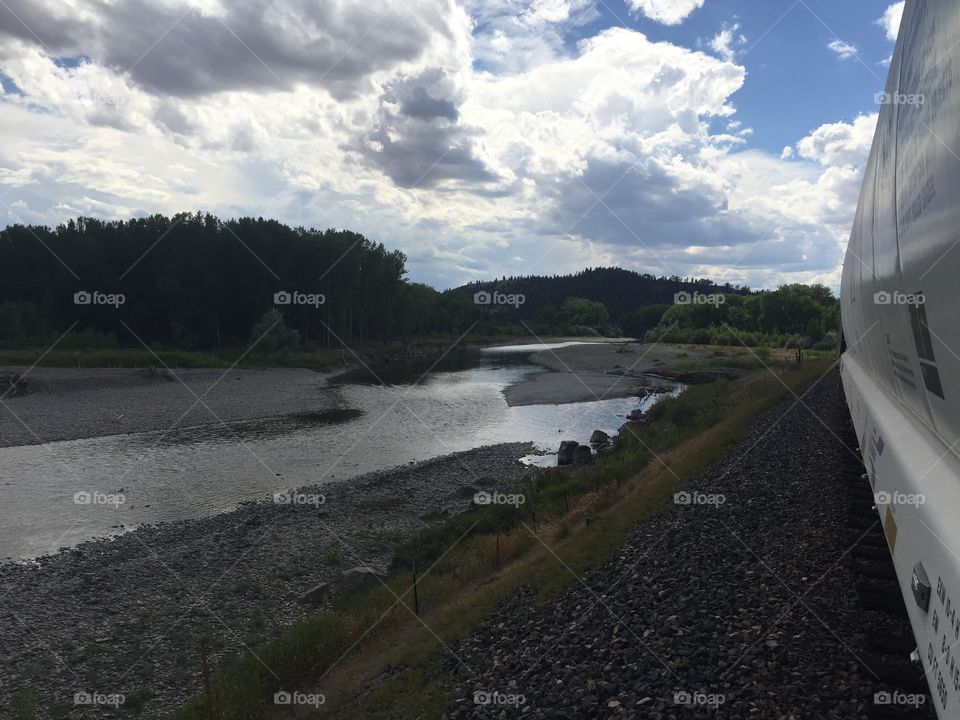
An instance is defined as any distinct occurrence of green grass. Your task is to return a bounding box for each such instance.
[164,359,833,720]
[665,344,835,374]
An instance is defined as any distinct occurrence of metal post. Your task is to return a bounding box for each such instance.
[412,561,420,616]
[201,642,215,720]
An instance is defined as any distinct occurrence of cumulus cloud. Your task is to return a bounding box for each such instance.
[828,39,859,60]
[353,68,499,189]
[627,0,706,26]
[465,0,598,74]
[0,0,465,99]
[796,114,877,167]
[0,0,875,291]
[710,21,747,62]
[877,2,905,42]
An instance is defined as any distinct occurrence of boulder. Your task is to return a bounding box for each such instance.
[572,445,594,465]
[558,440,579,466]
[589,430,610,445]
[298,582,331,604]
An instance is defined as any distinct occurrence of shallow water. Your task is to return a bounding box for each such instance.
[0,345,676,560]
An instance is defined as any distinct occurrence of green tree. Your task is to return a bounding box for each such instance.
[556,297,609,330]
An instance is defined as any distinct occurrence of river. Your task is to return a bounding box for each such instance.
[0,343,677,561]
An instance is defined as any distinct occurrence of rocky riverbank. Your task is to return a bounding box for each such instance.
[0,367,343,448]
[444,374,915,719]
[0,442,534,718]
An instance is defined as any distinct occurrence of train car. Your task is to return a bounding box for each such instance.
[841,1,960,717]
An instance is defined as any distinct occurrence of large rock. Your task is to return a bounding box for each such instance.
[557,440,579,466]
[589,430,610,445]
[572,445,594,465]
[298,582,331,604]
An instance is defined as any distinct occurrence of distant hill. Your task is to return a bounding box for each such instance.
[455,267,750,320]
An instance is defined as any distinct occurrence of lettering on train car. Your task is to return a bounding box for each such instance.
[931,577,960,710]
[888,346,919,390]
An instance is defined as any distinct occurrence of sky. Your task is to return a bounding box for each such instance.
[0,0,905,291]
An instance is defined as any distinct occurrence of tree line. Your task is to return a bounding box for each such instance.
[0,213,839,352]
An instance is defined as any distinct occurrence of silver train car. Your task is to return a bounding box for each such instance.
[841,1,960,717]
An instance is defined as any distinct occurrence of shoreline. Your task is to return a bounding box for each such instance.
[503,341,690,406]
[0,441,535,717]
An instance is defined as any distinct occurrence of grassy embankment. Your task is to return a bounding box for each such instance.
[166,356,834,720]
[663,344,835,374]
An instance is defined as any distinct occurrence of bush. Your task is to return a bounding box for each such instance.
[813,330,838,351]
[688,328,711,345]
[250,309,301,352]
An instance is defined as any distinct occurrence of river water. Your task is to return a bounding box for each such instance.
[0,344,677,561]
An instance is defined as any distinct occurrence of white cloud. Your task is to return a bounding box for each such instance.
[780,146,794,160]
[796,114,877,167]
[828,39,859,60]
[877,2,905,42]
[710,21,746,62]
[0,0,875,291]
[465,0,598,74]
[627,0,706,26]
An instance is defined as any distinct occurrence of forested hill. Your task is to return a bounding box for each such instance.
[457,269,749,319]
